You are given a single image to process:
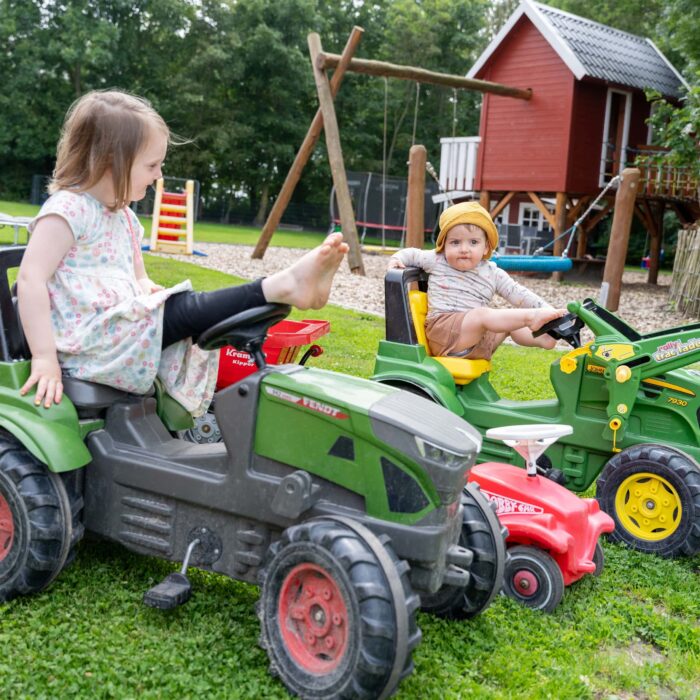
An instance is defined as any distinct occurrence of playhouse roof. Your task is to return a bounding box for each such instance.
[468,0,687,99]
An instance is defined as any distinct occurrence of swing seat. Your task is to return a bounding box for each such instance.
[492,255,573,272]
[408,290,490,385]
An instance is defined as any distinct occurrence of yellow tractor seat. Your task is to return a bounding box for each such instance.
[408,290,491,385]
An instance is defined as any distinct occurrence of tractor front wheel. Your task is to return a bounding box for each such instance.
[597,444,700,557]
[421,482,507,619]
[0,433,80,602]
[258,519,420,699]
[503,545,564,612]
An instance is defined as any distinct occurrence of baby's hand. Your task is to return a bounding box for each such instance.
[20,354,63,408]
[387,257,405,270]
[138,277,165,295]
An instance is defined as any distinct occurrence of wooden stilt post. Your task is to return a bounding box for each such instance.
[480,190,490,210]
[252,27,364,260]
[602,168,641,311]
[552,192,567,282]
[406,145,427,249]
[308,33,365,275]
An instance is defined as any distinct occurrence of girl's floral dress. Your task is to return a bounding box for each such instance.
[29,190,218,416]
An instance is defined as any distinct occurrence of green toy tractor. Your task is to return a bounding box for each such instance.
[0,248,506,699]
[373,267,700,558]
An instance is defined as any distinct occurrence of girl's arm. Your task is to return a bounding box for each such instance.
[17,215,75,407]
[387,248,436,271]
[132,239,164,294]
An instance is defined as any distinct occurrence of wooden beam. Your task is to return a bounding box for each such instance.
[526,191,556,229]
[317,53,533,101]
[479,190,490,211]
[490,192,515,220]
[308,33,365,275]
[253,27,364,260]
[602,168,641,311]
[566,196,590,226]
[406,145,427,249]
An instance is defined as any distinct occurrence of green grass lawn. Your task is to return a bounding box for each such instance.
[1,237,698,699]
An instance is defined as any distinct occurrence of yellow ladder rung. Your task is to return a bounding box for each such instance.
[158,228,186,237]
[159,215,187,225]
[160,204,187,213]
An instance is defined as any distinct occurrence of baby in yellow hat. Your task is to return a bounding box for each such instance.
[388,201,566,359]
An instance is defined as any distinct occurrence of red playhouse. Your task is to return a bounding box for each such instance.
[468,424,614,612]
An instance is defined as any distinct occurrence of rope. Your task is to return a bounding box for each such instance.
[533,174,621,257]
[381,77,388,249]
[452,88,457,138]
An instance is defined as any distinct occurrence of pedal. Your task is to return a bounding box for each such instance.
[143,572,192,610]
[544,468,567,486]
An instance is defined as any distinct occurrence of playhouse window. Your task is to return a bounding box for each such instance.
[518,204,552,233]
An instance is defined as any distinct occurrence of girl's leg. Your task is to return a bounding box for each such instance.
[510,327,558,349]
[456,307,565,350]
[162,280,267,348]
[161,232,349,348]
[262,232,348,309]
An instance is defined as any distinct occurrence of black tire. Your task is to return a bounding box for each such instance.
[503,545,564,613]
[596,443,700,557]
[592,542,604,577]
[421,482,507,619]
[258,519,421,699]
[0,433,81,602]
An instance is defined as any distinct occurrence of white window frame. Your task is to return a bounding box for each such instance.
[518,203,551,233]
[489,200,510,226]
[599,88,633,186]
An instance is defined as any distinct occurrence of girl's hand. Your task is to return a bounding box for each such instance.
[387,258,405,270]
[138,277,165,295]
[20,354,63,408]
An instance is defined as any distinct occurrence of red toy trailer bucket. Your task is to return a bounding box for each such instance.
[217,318,330,390]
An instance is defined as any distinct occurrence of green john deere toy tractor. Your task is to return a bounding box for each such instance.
[373,267,700,558]
[0,247,506,699]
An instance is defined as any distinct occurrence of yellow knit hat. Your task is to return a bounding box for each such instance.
[436,201,499,259]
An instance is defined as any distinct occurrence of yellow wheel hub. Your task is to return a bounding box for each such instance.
[615,472,682,541]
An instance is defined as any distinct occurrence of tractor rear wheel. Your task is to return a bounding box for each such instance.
[0,433,82,602]
[258,518,420,699]
[421,482,507,619]
[597,444,700,557]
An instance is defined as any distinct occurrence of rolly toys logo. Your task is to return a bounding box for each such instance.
[265,386,349,419]
[653,337,700,362]
[480,490,544,515]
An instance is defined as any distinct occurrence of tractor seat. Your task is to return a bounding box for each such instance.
[409,290,490,385]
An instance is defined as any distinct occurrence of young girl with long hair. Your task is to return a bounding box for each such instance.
[18,90,347,414]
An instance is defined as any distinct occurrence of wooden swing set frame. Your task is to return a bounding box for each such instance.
[251,26,531,275]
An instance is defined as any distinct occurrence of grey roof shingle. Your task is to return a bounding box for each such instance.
[535,1,684,98]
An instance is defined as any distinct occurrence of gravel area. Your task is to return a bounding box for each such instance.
[152,242,694,338]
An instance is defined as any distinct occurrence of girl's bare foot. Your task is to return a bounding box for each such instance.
[262,233,349,309]
[528,307,567,331]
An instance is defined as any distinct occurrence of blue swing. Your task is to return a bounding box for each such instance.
[490,177,620,273]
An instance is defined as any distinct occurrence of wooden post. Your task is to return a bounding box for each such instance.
[308,33,365,274]
[480,190,490,210]
[602,168,641,311]
[253,27,364,259]
[406,145,427,249]
[552,192,567,282]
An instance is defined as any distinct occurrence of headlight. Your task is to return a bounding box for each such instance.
[415,436,472,470]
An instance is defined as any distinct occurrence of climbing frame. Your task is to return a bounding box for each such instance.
[149,178,194,254]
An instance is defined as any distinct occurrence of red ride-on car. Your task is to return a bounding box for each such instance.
[468,425,615,612]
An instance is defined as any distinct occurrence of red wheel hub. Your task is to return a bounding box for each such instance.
[278,562,349,674]
[0,492,14,563]
[512,569,538,597]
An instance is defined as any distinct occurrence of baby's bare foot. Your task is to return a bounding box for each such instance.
[529,308,567,331]
[262,233,349,309]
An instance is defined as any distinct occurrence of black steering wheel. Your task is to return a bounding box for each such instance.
[197,303,291,367]
[532,311,583,349]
